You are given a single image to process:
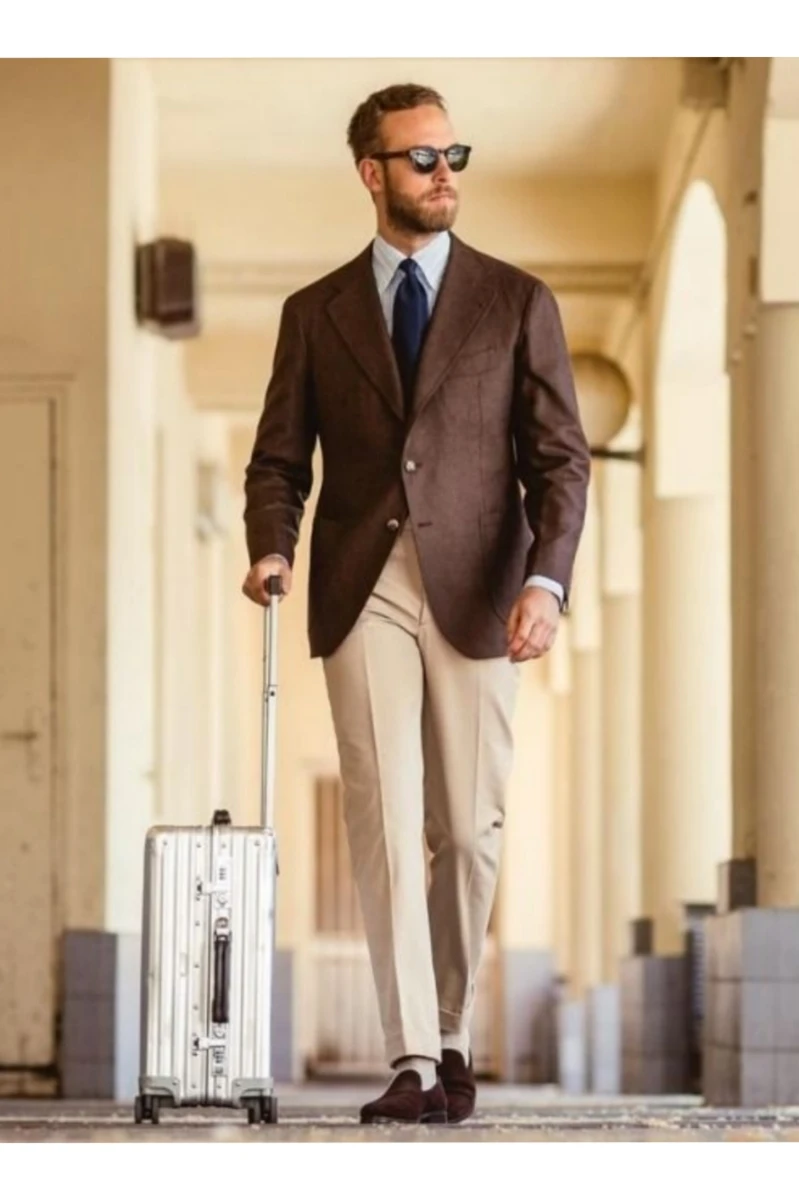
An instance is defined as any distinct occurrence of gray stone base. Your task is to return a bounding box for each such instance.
[620,955,688,1094]
[60,931,295,1099]
[703,908,799,1105]
[60,931,117,1099]
[588,984,621,1094]
[500,950,556,1083]
[556,997,587,1093]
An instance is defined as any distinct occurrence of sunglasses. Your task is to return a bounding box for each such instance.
[371,144,472,174]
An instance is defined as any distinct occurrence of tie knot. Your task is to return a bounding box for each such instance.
[399,258,422,281]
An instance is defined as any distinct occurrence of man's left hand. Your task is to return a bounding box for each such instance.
[506,586,561,663]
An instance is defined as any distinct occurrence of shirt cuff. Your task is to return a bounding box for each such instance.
[524,574,565,609]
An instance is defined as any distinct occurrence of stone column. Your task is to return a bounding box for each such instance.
[600,458,642,982]
[752,304,799,904]
[641,490,732,954]
[498,657,557,1082]
[569,485,603,994]
[549,622,573,985]
[729,344,757,865]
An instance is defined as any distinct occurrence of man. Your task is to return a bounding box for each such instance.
[242,83,590,1124]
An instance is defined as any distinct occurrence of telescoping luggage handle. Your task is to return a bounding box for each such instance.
[261,574,282,832]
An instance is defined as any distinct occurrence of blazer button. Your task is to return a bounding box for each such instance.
[386,518,400,531]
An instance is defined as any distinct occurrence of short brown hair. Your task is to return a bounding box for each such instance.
[346,83,446,164]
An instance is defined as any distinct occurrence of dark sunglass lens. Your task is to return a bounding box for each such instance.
[446,145,470,171]
[409,147,438,173]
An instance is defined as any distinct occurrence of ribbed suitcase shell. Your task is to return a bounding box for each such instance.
[138,820,277,1109]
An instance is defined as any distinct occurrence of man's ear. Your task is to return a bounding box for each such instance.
[358,157,383,200]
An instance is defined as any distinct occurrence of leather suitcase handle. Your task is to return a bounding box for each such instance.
[212,931,231,1024]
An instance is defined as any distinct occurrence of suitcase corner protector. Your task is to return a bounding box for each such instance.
[139,1076,182,1105]
[232,1078,275,1104]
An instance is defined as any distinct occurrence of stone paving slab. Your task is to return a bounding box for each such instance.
[2,1086,799,1141]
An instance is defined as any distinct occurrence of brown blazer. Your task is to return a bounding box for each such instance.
[243,233,591,660]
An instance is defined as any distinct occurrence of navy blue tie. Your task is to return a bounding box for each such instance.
[392,258,429,412]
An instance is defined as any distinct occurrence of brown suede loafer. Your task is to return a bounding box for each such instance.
[438,1050,476,1123]
[360,1070,448,1125]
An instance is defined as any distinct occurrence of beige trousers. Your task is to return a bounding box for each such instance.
[322,522,520,1065]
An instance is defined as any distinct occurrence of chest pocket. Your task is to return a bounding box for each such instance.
[446,344,499,380]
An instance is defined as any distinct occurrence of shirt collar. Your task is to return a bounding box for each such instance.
[372,230,451,295]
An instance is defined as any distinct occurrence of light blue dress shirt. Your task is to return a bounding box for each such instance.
[372,231,565,608]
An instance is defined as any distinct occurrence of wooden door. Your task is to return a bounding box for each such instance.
[0,397,56,1091]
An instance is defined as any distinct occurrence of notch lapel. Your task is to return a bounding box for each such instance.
[411,235,497,421]
[327,246,405,422]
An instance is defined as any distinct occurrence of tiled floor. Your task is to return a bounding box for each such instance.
[2,1085,799,1140]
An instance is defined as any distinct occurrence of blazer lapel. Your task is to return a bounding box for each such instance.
[411,235,497,421]
[327,246,405,422]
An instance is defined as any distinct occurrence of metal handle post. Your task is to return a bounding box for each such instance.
[261,576,281,831]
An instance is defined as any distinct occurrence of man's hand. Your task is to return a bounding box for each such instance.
[506,586,560,663]
[242,555,293,607]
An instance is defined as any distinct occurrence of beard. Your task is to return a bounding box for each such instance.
[385,178,459,235]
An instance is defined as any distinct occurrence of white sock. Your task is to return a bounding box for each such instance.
[441,1030,470,1064]
[393,1055,437,1090]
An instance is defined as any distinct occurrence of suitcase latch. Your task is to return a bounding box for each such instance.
[196,879,230,899]
[193,1033,227,1053]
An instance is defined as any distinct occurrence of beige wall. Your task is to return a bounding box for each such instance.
[499,661,554,951]
[104,59,160,932]
[162,167,654,268]
[0,60,211,935]
[0,60,112,929]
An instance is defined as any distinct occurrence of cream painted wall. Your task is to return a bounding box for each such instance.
[759,57,799,305]
[498,661,554,951]
[0,60,112,928]
[0,59,212,934]
[161,167,654,269]
[153,346,203,831]
[195,413,236,821]
[104,59,160,933]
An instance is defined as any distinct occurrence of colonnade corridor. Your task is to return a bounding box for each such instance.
[1,48,799,1171]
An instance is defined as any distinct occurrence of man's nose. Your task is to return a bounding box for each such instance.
[431,154,452,185]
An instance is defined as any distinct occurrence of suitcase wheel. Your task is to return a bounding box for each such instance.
[246,1097,278,1125]
[134,1094,161,1126]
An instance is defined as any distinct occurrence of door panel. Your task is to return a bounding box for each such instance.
[0,398,55,1074]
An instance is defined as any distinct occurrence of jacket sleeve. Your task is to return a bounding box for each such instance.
[512,279,591,607]
[243,296,318,568]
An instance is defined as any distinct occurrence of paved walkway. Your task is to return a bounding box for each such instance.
[3,1085,799,1140]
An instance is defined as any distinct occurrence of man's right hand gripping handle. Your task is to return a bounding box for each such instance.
[242,555,292,606]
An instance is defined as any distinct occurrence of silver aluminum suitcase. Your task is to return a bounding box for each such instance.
[134,575,283,1125]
